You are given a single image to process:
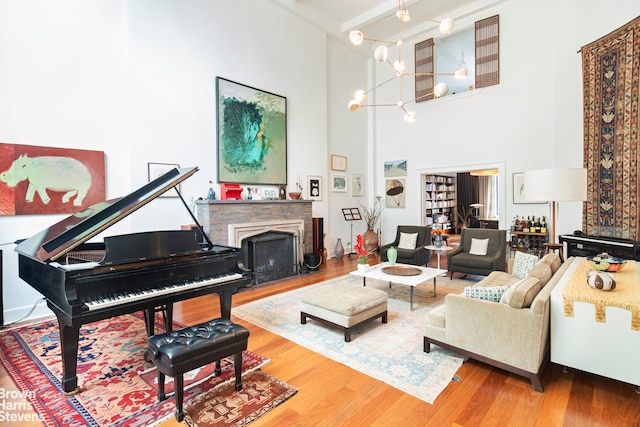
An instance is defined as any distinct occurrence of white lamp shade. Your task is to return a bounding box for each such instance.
[524,168,587,201]
[374,45,388,62]
[434,82,449,98]
[349,30,364,45]
[439,18,454,34]
[454,68,468,79]
[348,99,361,112]
[354,90,366,102]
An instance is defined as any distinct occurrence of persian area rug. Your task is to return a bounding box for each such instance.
[234,273,476,404]
[184,370,297,427]
[0,313,273,426]
[582,15,640,239]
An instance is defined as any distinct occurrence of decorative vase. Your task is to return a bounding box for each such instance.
[435,234,443,248]
[363,229,378,253]
[387,246,398,265]
[335,238,344,260]
[357,263,369,273]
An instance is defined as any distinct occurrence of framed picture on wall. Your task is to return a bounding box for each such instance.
[331,174,347,192]
[216,77,287,185]
[306,175,322,200]
[352,174,364,196]
[513,172,546,204]
[330,154,347,171]
[148,162,180,198]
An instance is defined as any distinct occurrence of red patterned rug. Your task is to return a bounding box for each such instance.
[0,314,293,426]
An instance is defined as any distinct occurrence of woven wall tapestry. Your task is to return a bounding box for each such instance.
[582,15,640,240]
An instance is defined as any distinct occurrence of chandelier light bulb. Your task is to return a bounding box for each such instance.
[393,59,405,72]
[349,30,364,45]
[396,9,411,22]
[434,82,450,98]
[374,45,388,62]
[348,99,361,112]
[454,68,468,79]
[404,111,416,122]
[354,90,366,102]
[439,18,454,34]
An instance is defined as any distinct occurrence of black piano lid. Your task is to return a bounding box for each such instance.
[15,166,199,262]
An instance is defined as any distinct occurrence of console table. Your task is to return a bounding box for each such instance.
[550,257,640,389]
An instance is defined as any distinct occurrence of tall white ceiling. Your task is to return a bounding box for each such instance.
[273,0,494,46]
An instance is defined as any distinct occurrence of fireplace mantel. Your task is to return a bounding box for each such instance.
[195,199,313,255]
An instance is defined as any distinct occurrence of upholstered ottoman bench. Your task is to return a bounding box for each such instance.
[147,318,249,421]
[300,282,388,342]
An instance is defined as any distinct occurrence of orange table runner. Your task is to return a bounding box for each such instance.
[563,258,640,331]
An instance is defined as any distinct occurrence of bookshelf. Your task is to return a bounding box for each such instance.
[423,174,456,231]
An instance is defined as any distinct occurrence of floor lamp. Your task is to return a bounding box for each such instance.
[524,168,587,258]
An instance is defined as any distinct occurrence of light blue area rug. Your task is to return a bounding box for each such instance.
[234,273,474,404]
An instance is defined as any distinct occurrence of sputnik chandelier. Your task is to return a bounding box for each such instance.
[347,0,467,122]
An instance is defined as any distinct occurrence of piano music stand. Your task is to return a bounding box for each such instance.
[342,208,362,256]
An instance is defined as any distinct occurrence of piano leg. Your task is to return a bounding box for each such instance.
[219,290,233,319]
[59,323,81,394]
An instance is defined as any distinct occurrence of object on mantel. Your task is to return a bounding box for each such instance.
[220,183,243,200]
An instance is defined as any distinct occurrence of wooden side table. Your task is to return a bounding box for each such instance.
[543,243,564,262]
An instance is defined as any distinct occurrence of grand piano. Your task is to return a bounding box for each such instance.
[15,166,252,394]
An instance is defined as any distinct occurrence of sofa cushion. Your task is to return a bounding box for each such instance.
[398,232,418,249]
[527,262,552,286]
[500,277,542,308]
[464,285,510,302]
[481,271,522,287]
[539,253,561,274]
[469,238,489,255]
[512,252,539,279]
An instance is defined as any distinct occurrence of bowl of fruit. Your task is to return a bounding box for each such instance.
[586,253,628,272]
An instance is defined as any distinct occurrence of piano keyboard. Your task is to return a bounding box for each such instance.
[84,272,243,311]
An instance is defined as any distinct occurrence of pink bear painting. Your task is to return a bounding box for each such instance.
[0,143,105,216]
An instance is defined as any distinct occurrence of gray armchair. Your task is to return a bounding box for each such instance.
[446,228,506,278]
[380,225,432,266]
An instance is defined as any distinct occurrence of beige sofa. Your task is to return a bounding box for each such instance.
[424,252,570,392]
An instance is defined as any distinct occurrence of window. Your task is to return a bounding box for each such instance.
[415,14,500,101]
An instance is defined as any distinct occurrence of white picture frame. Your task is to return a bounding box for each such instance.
[148,162,180,198]
[306,175,322,201]
[331,174,347,192]
[352,174,365,196]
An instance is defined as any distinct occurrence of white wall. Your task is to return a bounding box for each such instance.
[0,0,344,322]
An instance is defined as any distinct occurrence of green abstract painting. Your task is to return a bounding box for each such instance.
[216,77,287,184]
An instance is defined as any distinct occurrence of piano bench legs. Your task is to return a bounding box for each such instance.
[147,318,249,422]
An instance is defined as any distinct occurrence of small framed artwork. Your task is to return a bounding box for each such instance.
[385,178,406,208]
[261,188,277,200]
[331,174,348,192]
[352,174,365,196]
[331,154,347,171]
[148,162,180,197]
[306,175,322,201]
[513,172,546,204]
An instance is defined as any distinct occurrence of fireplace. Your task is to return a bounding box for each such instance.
[242,231,297,284]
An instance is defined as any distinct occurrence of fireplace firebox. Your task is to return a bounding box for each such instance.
[242,231,297,284]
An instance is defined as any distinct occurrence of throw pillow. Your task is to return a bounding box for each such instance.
[527,262,552,286]
[500,277,542,308]
[539,253,562,274]
[511,251,539,279]
[469,238,489,255]
[398,232,418,249]
[464,285,510,302]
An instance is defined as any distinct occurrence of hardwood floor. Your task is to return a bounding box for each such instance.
[2,246,639,426]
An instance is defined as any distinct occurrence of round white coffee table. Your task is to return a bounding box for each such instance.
[425,245,454,270]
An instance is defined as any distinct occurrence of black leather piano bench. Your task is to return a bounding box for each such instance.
[147,318,250,422]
